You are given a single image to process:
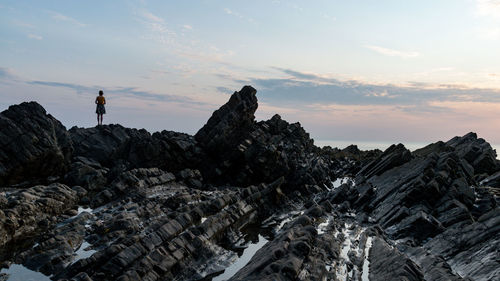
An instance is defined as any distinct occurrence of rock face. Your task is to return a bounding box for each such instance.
[0,102,73,186]
[0,86,499,281]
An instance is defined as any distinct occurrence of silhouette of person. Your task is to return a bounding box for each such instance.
[95,90,106,125]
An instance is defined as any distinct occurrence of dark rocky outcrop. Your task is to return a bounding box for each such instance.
[329,134,499,280]
[480,171,500,192]
[355,143,412,182]
[0,86,499,281]
[69,125,203,173]
[196,86,334,193]
[0,102,73,186]
[69,124,151,166]
[63,157,108,192]
[0,183,79,248]
[446,132,499,175]
[196,85,258,154]
[369,237,424,281]
[320,145,383,175]
[228,217,317,281]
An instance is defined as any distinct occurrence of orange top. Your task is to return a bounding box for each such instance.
[96,96,106,105]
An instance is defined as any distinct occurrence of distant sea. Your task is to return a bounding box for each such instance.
[315,140,500,159]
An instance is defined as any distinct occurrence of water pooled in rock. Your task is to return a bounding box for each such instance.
[0,264,50,281]
[361,237,373,281]
[73,241,96,263]
[212,234,269,281]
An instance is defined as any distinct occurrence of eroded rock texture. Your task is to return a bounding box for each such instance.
[0,86,498,281]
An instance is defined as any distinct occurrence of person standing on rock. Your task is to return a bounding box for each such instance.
[95,90,106,125]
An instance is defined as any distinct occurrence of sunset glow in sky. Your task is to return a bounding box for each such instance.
[1,0,500,147]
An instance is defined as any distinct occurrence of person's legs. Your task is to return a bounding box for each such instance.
[99,114,103,125]
[97,114,100,125]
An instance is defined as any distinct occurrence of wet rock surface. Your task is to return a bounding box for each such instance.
[0,183,79,249]
[0,86,499,281]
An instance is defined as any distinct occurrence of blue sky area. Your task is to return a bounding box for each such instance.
[1,0,500,147]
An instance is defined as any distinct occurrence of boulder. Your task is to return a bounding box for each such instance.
[0,102,73,186]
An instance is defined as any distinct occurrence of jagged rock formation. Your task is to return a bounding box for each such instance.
[0,86,499,281]
[327,133,500,280]
[196,86,333,193]
[195,85,258,154]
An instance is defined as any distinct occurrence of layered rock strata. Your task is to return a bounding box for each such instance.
[0,86,498,281]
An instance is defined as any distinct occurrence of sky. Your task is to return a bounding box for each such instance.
[1,0,500,148]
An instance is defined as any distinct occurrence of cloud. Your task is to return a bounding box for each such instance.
[475,1,500,39]
[364,90,391,98]
[133,7,235,70]
[273,67,324,81]
[289,3,304,12]
[431,67,454,72]
[133,8,235,74]
[321,13,336,21]
[476,0,500,18]
[477,26,500,39]
[365,45,420,58]
[175,49,234,63]
[13,21,36,29]
[142,11,164,23]
[224,8,256,23]
[137,9,176,44]
[224,8,236,16]
[48,11,87,27]
[27,80,210,107]
[245,67,500,113]
[0,68,10,79]
[27,34,43,40]
[109,86,208,106]
[243,68,500,144]
[215,86,234,94]
[171,63,197,76]
[0,67,19,83]
[28,81,93,94]
[0,67,14,79]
